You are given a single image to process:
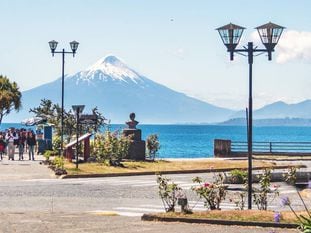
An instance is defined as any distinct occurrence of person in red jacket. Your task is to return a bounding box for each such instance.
[0,135,6,160]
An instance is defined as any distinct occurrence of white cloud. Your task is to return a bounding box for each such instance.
[250,30,311,64]
[276,30,311,63]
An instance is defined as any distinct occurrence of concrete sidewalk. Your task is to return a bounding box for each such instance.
[0,212,296,233]
[0,153,55,181]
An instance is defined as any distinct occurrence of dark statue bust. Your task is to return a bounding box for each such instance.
[126,112,139,129]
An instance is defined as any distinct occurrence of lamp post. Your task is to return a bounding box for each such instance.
[217,22,285,209]
[72,105,85,169]
[49,40,79,155]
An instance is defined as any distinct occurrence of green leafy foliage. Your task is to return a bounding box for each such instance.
[229,169,248,184]
[253,168,279,210]
[30,99,75,143]
[52,135,61,152]
[43,150,59,161]
[146,134,160,160]
[30,99,107,144]
[192,173,227,210]
[91,131,132,166]
[300,215,311,233]
[157,175,182,212]
[283,166,297,185]
[53,156,65,170]
[0,75,22,125]
[281,193,311,232]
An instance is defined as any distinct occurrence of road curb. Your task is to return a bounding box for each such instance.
[141,214,299,229]
[61,165,305,179]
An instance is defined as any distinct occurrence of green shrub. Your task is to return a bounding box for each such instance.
[192,173,227,210]
[229,169,248,184]
[146,134,160,160]
[283,166,297,185]
[53,156,65,170]
[91,131,132,166]
[253,168,279,210]
[43,150,52,161]
[157,175,182,212]
[52,135,61,151]
[43,150,59,160]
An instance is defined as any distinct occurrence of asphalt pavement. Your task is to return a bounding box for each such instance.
[0,152,306,233]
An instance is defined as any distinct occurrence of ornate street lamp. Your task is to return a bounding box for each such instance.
[69,41,79,56]
[217,22,285,209]
[49,40,79,155]
[256,22,285,60]
[216,23,245,60]
[48,40,58,55]
[72,105,85,169]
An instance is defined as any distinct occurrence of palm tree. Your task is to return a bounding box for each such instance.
[0,75,22,125]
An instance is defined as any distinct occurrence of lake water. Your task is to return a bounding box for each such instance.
[2,123,311,158]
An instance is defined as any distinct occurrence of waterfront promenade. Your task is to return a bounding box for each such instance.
[0,154,53,181]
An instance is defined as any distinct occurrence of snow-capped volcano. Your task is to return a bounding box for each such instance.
[9,55,234,123]
[74,55,143,84]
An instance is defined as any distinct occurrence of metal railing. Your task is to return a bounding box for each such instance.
[231,141,311,154]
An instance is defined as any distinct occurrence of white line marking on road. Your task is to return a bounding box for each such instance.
[114,207,163,212]
[115,211,143,217]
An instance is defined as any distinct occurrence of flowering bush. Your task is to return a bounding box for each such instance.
[146,134,160,161]
[192,173,227,210]
[91,131,132,166]
[157,175,182,212]
[274,211,281,223]
[280,181,311,232]
[253,168,279,210]
[280,195,311,232]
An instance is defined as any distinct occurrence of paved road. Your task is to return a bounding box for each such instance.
[0,173,305,214]
[0,155,305,232]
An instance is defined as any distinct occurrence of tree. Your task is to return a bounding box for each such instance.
[30,99,107,143]
[0,75,22,125]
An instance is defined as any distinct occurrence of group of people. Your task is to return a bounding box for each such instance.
[0,128,37,161]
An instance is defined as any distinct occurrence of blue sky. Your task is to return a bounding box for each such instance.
[0,0,311,110]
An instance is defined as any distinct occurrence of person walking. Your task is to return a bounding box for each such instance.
[17,131,26,160]
[0,135,6,160]
[5,129,18,160]
[27,131,36,160]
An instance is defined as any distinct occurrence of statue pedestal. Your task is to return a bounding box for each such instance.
[123,129,145,161]
[123,129,142,141]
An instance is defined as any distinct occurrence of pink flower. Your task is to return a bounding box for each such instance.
[204,182,210,187]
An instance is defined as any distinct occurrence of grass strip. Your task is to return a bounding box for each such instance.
[64,159,277,175]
